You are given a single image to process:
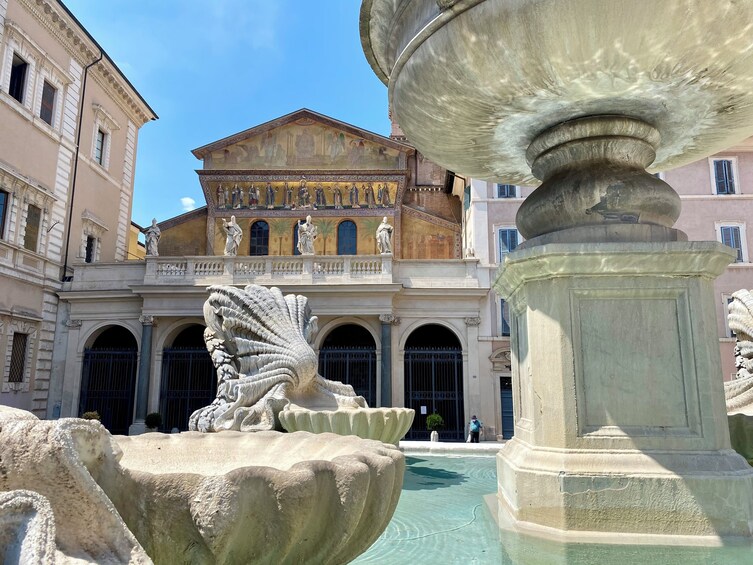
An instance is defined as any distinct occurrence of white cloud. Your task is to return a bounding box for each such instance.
[180,197,196,211]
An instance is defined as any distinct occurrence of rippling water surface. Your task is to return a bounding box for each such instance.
[353,455,753,565]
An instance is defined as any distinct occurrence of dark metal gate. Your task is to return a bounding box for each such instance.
[319,347,376,406]
[160,348,216,432]
[500,376,514,439]
[80,349,138,435]
[404,348,464,441]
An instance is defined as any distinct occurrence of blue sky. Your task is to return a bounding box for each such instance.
[63,0,390,226]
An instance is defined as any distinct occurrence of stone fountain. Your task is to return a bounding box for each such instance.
[361,0,753,542]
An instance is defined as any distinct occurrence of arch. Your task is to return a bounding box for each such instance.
[314,317,380,350]
[319,323,377,406]
[249,220,269,256]
[79,325,139,435]
[80,320,140,353]
[160,323,216,432]
[403,323,464,441]
[337,220,357,255]
[398,319,466,352]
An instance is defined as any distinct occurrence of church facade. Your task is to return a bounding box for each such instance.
[50,109,502,440]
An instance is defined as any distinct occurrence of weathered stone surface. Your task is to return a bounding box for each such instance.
[729,414,753,466]
[0,406,405,564]
[492,242,753,540]
[111,431,404,564]
[0,406,151,564]
[279,406,415,445]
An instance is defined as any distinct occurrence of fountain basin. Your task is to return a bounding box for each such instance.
[111,431,404,564]
[279,407,415,445]
[361,0,753,184]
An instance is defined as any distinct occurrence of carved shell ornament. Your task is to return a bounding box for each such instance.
[189,285,365,432]
[725,289,753,414]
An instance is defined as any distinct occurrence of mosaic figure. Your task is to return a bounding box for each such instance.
[365,182,376,208]
[349,183,360,208]
[377,183,391,207]
[314,183,326,209]
[333,184,344,209]
[266,182,276,209]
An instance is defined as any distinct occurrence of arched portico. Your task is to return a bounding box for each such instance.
[159,323,215,431]
[78,325,139,435]
[318,322,378,406]
[402,323,464,441]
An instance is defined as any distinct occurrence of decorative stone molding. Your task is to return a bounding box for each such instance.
[491,349,512,372]
[464,316,481,327]
[64,319,82,329]
[138,315,154,326]
[379,314,395,324]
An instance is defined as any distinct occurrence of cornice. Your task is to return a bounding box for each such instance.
[18,0,156,125]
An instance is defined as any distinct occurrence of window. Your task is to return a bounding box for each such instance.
[85,236,96,263]
[498,228,519,262]
[496,184,517,198]
[23,204,41,252]
[9,53,28,104]
[249,221,269,256]
[720,225,744,262]
[40,80,56,126]
[500,299,511,337]
[94,129,107,165]
[0,190,8,239]
[8,333,28,383]
[337,220,357,255]
[713,159,736,195]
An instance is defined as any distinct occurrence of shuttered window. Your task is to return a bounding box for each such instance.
[714,160,736,195]
[23,204,41,252]
[40,80,56,125]
[720,225,744,262]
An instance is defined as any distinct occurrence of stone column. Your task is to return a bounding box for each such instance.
[464,316,481,434]
[129,315,154,435]
[378,314,400,407]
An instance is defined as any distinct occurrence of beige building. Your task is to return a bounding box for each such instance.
[0,0,156,415]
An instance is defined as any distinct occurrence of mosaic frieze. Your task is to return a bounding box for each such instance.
[204,119,404,170]
[210,179,399,211]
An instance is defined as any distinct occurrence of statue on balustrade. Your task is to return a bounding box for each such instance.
[376,217,393,254]
[143,218,161,256]
[364,182,376,208]
[297,215,318,255]
[314,183,326,209]
[349,183,360,208]
[377,183,391,207]
[223,215,243,256]
[333,184,344,209]
[265,181,276,209]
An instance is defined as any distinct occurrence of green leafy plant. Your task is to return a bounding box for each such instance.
[270,219,291,255]
[426,412,444,432]
[362,217,382,254]
[317,220,335,254]
[145,412,163,430]
[82,411,101,421]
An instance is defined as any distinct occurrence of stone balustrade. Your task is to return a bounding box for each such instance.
[143,254,394,285]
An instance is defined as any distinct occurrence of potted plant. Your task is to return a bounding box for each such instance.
[82,411,101,421]
[145,412,162,432]
[426,412,444,442]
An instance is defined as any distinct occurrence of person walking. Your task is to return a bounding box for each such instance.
[469,415,483,443]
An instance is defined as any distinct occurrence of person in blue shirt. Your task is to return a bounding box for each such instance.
[469,415,483,443]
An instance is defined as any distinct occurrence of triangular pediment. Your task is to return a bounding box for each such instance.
[192,108,412,171]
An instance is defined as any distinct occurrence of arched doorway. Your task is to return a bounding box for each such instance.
[319,324,376,406]
[160,324,216,431]
[79,326,138,435]
[404,324,464,441]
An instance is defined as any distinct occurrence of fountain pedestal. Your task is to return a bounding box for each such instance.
[494,242,753,540]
